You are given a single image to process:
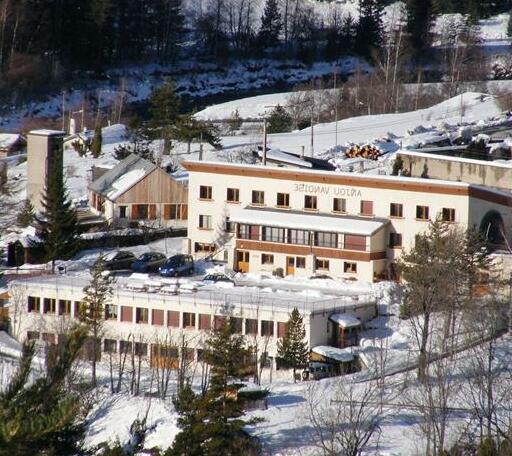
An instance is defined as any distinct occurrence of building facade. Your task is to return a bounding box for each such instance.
[183,161,512,282]
[11,276,377,364]
[89,154,188,228]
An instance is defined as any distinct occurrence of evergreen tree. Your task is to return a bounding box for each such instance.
[168,320,260,456]
[114,118,155,163]
[267,104,292,133]
[148,80,181,153]
[0,325,88,456]
[507,10,512,37]
[78,256,114,387]
[16,199,35,228]
[175,116,222,154]
[406,0,434,58]
[355,0,384,57]
[91,123,103,158]
[36,149,79,272]
[277,307,309,382]
[258,0,282,49]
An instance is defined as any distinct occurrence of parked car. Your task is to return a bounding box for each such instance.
[102,251,137,271]
[131,252,167,273]
[159,254,194,277]
[202,272,235,285]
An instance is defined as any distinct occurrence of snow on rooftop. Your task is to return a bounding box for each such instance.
[312,345,354,363]
[259,148,313,168]
[106,168,147,200]
[0,133,21,149]
[399,150,512,169]
[229,207,388,236]
[329,313,361,328]
[29,129,65,136]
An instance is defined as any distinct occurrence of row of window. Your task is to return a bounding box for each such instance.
[118,203,188,221]
[27,297,285,337]
[199,185,457,222]
[256,254,357,273]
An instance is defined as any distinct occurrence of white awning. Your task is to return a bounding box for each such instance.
[229,207,387,236]
[329,313,361,328]
[312,345,354,363]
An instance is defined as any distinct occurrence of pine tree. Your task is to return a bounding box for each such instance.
[36,149,79,272]
[277,307,309,382]
[16,199,35,228]
[91,123,103,158]
[168,320,260,456]
[0,325,88,456]
[258,0,282,49]
[148,80,181,153]
[355,0,384,57]
[406,0,434,58]
[175,116,222,154]
[78,256,114,387]
[267,104,292,133]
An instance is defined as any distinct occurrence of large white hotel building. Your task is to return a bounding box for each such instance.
[183,160,512,282]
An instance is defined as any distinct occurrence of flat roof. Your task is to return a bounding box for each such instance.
[28,129,66,137]
[12,274,376,315]
[230,207,388,236]
[399,149,512,169]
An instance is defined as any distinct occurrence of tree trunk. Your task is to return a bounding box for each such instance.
[418,312,430,382]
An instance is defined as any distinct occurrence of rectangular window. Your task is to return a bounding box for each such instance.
[224,217,233,233]
[277,322,287,338]
[304,195,317,210]
[288,229,310,246]
[277,192,290,208]
[232,317,243,333]
[296,256,306,268]
[28,296,40,313]
[199,185,212,200]
[42,333,56,345]
[344,261,357,273]
[314,232,337,248]
[27,331,40,340]
[120,340,132,354]
[199,313,211,330]
[261,320,274,337]
[390,203,403,218]
[442,208,456,223]
[245,318,258,335]
[360,200,374,216]
[183,312,196,329]
[119,206,127,219]
[58,300,71,316]
[105,304,118,320]
[227,188,239,202]
[152,309,164,326]
[167,310,180,327]
[120,306,133,323]
[135,307,149,324]
[333,198,346,213]
[344,234,366,251]
[198,214,212,229]
[262,226,285,243]
[416,205,429,220]
[104,339,117,353]
[252,190,265,205]
[261,254,274,265]
[43,298,56,314]
[389,233,403,248]
[135,342,148,357]
[132,204,148,220]
[194,242,215,253]
[164,204,188,220]
[315,258,330,271]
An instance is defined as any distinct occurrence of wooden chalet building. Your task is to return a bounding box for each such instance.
[89,154,188,228]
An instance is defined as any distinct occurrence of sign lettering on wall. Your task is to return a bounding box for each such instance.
[293,183,362,197]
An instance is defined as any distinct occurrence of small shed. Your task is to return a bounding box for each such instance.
[329,313,361,348]
[0,133,26,158]
[309,345,358,379]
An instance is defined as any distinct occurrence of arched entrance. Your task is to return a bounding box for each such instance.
[479,210,505,250]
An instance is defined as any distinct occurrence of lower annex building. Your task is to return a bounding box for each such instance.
[183,160,512,282]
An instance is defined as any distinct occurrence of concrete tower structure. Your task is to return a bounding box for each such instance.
[26,129,66,213]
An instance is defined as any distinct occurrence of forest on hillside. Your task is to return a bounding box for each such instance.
[0,0,510,100]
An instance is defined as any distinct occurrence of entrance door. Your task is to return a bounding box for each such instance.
[237,251,250,273]
[286,256,295,276]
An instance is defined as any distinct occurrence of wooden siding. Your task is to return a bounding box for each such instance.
[236,239,387,261]
[115,167,188,205]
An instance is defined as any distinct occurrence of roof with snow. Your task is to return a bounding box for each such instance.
[311,346,354,363]
[0,133,24,150]
[28,129,65,137]
[329,313,361,328]
[229,206,389,236]
[255,148,336,171]
[89,154,157,201]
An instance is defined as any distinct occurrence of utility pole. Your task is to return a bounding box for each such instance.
[61,92,65,132]
[310,109,314,157]
[334,70,338,153]
[263,117,267,165]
